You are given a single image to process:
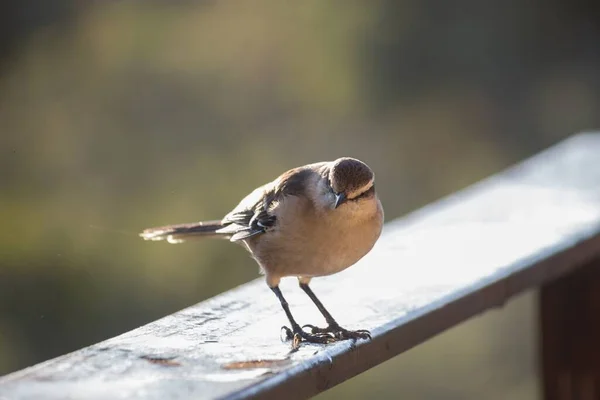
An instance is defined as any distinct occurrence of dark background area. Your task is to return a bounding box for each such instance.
[1,1,599,398]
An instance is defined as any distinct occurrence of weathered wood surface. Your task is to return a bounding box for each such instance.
[2,133,600,400]
[541,257,600,399]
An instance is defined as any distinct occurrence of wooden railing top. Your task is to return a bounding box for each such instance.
[2,133,600,400]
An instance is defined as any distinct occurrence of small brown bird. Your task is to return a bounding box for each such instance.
[140,158,384,348]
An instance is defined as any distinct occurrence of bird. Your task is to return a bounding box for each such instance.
[140,157,384,348]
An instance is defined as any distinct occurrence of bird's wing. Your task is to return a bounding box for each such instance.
[219,165,321,242]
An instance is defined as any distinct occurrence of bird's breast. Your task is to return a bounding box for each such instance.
[250,197,383,278]
[313,202,383,276]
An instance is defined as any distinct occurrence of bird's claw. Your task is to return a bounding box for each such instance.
[280,325,336,350]
[302,324,371,341]
[280,326,294,342]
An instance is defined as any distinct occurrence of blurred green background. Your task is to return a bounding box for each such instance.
[1,1,599,398]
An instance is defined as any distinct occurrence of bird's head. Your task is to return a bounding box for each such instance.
[328,158,375,209]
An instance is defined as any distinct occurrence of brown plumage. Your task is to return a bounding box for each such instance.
[140,157,384,349]
[329,157,374,197]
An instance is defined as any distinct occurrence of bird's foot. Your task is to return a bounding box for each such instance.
[280,325,336,351]
[301,323,371,341]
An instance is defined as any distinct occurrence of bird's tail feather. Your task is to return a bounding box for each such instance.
[140,220,226,243]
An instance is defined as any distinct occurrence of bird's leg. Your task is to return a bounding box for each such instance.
[299,283,371,341]
[270,286,335,348]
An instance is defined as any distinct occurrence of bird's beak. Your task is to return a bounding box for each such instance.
[334,192,347,209]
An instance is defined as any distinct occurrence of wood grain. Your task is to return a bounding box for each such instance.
[541,257,600,400]
[2,133,600,400]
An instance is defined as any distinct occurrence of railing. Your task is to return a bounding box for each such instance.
[2,132,600,400]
